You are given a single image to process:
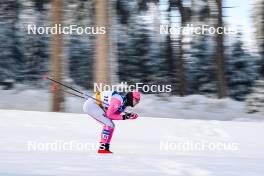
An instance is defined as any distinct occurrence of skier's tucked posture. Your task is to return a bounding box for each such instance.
[83,90,141,154]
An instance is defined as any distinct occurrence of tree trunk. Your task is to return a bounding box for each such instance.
[261,0,264,78]
[215,0,227,98]
[108,0,119,85]
[95,0,109,86]
[167,1,177,95]
[176,0,188,96]
[51,0,64,111]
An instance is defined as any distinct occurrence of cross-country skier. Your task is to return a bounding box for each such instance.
[83,90,141,154]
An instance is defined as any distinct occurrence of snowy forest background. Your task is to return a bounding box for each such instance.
[0,0,263,113]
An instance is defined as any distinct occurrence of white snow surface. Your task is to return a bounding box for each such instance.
[0,88,263,121]
[0,109,264,176]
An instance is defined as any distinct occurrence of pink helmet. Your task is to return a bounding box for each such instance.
[132,90,141,101]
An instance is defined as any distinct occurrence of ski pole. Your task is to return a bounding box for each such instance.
[43,75,109,106]
[50,83,87,99]
[43,75,83,95]
[61,89,86,99]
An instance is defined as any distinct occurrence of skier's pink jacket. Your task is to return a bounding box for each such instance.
[106,97,123,120]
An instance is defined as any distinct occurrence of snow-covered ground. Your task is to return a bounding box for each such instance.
[0,88,263,120]
[0,109,263,176]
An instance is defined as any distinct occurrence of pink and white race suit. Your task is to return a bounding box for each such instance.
[83,91,126,144]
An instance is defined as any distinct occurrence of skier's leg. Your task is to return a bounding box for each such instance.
[83,98,115,128]
[83,98,115,152]
[100,125,114,144]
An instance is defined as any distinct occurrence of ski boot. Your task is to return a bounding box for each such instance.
[98,143,113,154]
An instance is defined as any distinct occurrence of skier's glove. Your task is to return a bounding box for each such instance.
[130,113,138,119]
[122,112,138,120]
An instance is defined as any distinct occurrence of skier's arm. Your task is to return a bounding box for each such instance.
[106,98,123,120]
[106,97,138,120]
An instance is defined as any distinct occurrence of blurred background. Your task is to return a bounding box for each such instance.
[0,0,263,117]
